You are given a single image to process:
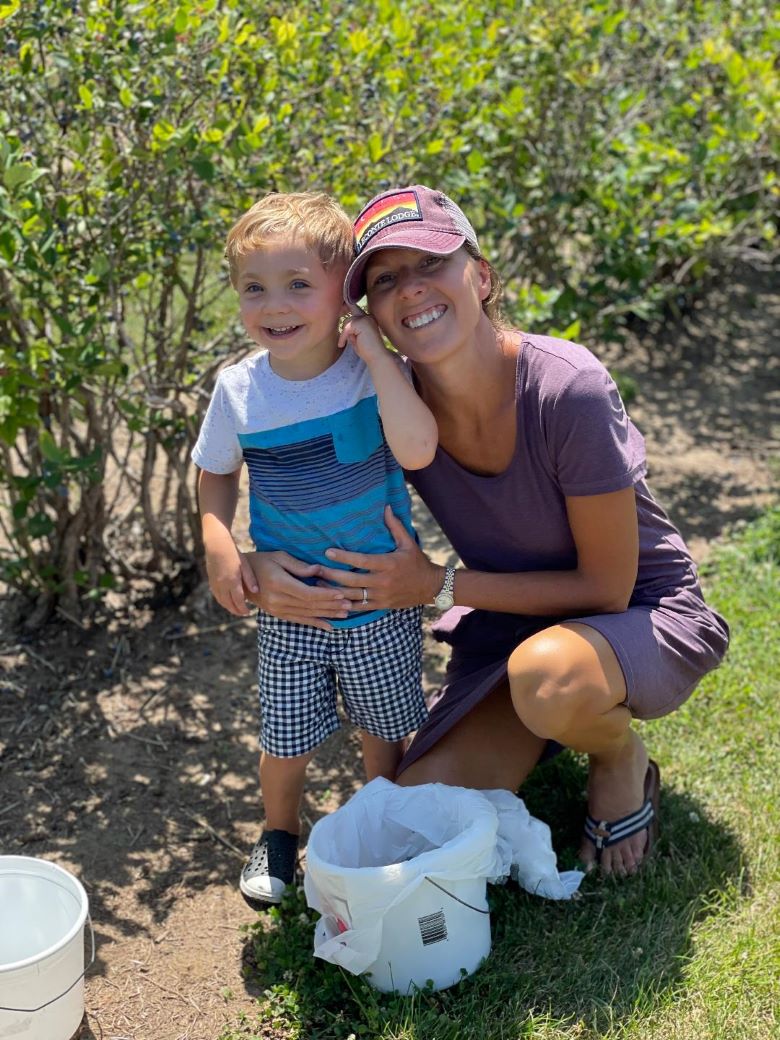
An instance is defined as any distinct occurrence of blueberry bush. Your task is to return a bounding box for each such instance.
[0,0,776,621]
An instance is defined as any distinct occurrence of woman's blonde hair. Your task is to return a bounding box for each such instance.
[225,192,354,288]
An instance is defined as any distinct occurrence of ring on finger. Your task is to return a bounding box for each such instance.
[361,587,368,605]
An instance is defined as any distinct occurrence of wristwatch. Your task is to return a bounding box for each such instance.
[433,565,456,611]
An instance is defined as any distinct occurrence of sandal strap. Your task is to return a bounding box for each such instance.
[584,798,655,851]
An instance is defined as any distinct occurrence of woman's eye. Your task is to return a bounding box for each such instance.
[371,272,393,288]
[421,255,443,269]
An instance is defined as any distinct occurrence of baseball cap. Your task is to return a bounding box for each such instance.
[344,184,480,306]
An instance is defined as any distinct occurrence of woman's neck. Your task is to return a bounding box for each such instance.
[413,321,520,417]
[412,321,522,476]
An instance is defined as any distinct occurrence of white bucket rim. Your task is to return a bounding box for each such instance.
[0,855,89,974]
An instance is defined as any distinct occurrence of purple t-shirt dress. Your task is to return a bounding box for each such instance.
[398,333,729,775]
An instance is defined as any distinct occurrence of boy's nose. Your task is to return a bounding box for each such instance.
[262,294,292,314]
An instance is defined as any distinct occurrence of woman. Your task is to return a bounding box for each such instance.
[246,184,729,877]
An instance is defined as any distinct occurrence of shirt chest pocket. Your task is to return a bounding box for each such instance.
[329,399,383,464]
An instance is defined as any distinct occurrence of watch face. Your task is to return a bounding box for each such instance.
[434,591,454,610]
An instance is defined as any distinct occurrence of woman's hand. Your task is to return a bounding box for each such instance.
[318,507,442,611]
[242,551,352,631]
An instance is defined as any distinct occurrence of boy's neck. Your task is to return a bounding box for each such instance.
[266,341,342,382]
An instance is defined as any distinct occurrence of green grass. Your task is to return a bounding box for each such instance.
[220,508,780,1040]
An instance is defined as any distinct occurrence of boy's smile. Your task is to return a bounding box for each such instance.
[237,235,347,380]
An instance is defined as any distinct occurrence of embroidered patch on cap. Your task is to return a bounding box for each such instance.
[354,190,422,254]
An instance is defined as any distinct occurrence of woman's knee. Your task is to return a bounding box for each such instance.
[507,628,612,740]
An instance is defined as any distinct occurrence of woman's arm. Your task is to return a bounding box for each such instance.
[318,487,639,616]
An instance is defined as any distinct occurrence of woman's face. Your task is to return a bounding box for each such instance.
[364,246,490,363]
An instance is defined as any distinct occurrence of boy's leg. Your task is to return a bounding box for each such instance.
[360,731,407,781]
[240,751,313,909]
[336,608,427,781]
[245,615,338,907]
[259,749,314,833]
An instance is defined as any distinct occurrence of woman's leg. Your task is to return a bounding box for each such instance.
[397,680,546,791]
[507,621,650,876]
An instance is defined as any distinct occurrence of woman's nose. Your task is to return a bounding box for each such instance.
[397,270,425,298]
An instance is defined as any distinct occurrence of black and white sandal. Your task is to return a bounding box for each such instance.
[583,759,661,865]
[239,829,299,909]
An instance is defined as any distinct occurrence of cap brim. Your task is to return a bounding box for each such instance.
[344,228,465,306]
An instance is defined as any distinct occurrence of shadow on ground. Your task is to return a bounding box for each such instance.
[238,753,744,1039]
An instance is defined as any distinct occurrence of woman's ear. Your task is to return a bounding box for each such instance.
[477,258,492,302]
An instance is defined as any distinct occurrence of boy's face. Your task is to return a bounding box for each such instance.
[236,234,348,380]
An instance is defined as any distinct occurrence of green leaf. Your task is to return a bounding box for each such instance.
[0,229,16,262]
[78,84,94,109]
[38,430,65,464]
[604,11,627,34]
[466,150,486,173]
[4,163,46,190]
[28,511,54,538]
[367,132,384,163]
[191,156,215,181]
[19,40,32,72]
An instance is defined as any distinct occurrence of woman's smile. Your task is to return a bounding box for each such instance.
[402,305,447,330]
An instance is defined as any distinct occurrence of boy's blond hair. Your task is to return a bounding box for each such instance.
[225,192,354,288]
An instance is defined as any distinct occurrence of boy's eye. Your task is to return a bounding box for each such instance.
[244,282,262,293]
[290,280,310,289]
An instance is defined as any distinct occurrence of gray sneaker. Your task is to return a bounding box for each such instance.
[239,829,299,908]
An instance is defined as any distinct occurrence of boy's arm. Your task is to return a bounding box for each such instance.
[339,314,438,470]
[198,467,259,616]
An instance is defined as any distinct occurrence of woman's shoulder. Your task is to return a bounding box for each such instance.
[519,331,614,399]
[520,331,606,375]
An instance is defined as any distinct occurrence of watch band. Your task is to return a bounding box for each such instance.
[434,565,456,610]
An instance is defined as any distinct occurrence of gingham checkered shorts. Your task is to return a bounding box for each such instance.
[256,606,427,758]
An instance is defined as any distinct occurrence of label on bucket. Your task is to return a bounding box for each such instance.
[418,909,447,946]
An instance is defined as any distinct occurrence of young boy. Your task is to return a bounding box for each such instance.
[191,193,437,907]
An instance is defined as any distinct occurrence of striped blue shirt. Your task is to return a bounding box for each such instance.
[192,347,415,628]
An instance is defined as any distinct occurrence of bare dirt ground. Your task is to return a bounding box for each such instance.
[1,266,777,1040]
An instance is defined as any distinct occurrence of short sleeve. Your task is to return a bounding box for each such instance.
[191,373,244,474]
[546,366,646,496]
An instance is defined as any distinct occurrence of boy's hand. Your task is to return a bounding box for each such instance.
[204,534,258,616]
[242,551,351,631]
[338,311,389,367]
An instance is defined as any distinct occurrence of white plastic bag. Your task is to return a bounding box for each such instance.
[304,778,582,978]
[304,778,503,975]
[481,788,583,899]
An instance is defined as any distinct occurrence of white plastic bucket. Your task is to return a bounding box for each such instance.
[0,856,93,1040]
[363,874,491,994]
[304,780,501,994]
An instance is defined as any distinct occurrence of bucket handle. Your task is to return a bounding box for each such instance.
[0,912,95,1014]
[424,876,490,914]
